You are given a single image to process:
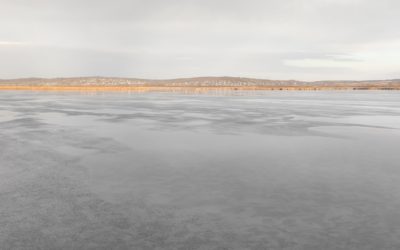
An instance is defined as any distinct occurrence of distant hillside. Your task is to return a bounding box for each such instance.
[0,77,308,86]
[1,77,400,90]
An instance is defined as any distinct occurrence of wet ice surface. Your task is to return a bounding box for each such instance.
[1,91,400,250]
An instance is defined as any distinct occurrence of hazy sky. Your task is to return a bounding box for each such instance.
[1,0,399,80]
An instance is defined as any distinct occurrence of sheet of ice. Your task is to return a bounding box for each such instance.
[1,90,400,249]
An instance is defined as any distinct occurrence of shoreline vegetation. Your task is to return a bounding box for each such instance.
[1,77,400,92]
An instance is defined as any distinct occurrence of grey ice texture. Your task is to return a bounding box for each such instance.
[1,91,400,249]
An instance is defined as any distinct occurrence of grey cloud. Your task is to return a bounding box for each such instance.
[1,0,399,80]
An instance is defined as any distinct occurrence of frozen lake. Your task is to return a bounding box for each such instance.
[1,91,400,249]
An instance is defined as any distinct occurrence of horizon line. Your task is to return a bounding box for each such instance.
[1,76,399,83]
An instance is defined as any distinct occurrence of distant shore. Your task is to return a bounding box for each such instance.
[1,77,399,91]
[0,85,399,92]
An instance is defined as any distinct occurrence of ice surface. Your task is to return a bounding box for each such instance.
[1,91,400,249]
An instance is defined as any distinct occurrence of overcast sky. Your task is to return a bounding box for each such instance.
[0,0,399,80]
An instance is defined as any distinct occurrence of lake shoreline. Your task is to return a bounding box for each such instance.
[1,85,399,92]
